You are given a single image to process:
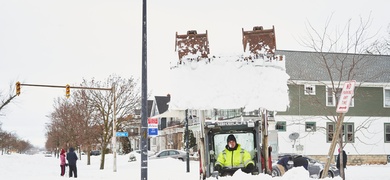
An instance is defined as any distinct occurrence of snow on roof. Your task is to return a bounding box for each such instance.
[167,53,290,112]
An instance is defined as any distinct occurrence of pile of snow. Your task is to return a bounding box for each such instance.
[168,54,290,112]
[5,153,390,180]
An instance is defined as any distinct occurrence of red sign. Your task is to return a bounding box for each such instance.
[336,80,356,113]
[148,118,158,124]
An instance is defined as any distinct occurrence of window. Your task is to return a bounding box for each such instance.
[304,85,316,95]
[326,87,354,107]
[384,123,390,143]
[326,122,354,143]
[275,121,286,131]
[344,123,354,143]
[305,122,316,132]
[326,88,337,106]
[327,123,335,142]
[384,88,390,108]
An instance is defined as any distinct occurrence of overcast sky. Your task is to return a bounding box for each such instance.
[1,0,389,148]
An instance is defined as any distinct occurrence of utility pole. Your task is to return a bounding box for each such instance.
[112,86,117,172]
[185,109,190,172]
[262,109,270,174]
[140,0,148,179]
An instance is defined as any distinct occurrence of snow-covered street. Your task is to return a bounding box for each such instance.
[0,153,388,180]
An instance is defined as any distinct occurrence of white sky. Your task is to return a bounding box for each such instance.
[1,0,390,147]
[1,153,389,180]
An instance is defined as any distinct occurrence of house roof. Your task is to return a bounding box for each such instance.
[147,100,153,117]
[277,50,390,83]
[155,95,170,114]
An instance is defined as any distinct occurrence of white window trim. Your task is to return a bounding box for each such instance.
[326,87,354,107]
[384,87,390,108]
[304,84,316,95]
[326,87,336,106]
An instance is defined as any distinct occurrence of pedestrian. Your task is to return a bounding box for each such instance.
[66,147,78,178]
[276,155,293,176]
[214,134,255,176]
[336,148,347,179]
[292,155,309,170]
[261,146,272,174]
[59,148,66,176]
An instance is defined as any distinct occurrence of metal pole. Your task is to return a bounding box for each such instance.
[140,0,148,179]
[185,109,190,172]
[262,110,270,174]
[112,87,117,172]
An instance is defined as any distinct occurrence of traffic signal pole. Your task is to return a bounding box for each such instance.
[15,82,118,172]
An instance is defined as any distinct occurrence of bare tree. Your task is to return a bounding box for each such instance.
[299,14,386,127]
[297,14,388,179]
[367,23,390,55]
[45,74,141,169]
[0,81,18,115]
[79,74,141,170]
[71,89,102,165]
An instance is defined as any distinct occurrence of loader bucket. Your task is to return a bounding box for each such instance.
[175,30,210,63]
[242,26,276,55]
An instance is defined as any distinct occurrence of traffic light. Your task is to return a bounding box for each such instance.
[65,84,70,98]
[16,81,21,96]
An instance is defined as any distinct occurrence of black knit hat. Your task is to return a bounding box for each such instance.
[227,134,236,143]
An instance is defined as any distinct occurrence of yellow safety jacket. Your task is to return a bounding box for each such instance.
[216,144,254,168]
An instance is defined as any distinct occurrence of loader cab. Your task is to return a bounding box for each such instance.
[201,118,263,179]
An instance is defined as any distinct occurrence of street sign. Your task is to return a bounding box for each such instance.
[116,132,128,137]
[336,80,356,113]
[148,118,158,136]
[148,128,158,136]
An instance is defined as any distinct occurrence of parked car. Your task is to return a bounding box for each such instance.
[90,150,101,156]
[44,151,52,157]
[149,149,188,161]
[128,150,156,162]
[271,153,339,178]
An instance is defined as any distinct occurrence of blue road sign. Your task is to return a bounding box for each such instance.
[148,128,158,136]
[116,132,128,137]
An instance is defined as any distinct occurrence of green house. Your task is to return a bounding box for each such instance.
[273,50,390,164]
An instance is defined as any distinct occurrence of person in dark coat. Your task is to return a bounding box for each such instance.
[276,155,293,176]
[66,147,78,178]
[292,155,309,170]
[336,149,347,170]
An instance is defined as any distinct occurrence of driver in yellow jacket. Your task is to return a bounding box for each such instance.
[214,134,255,176]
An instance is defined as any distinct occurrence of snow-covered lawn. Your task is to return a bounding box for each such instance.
[0,153,388,180]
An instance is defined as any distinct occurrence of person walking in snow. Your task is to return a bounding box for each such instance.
[336,148,347,179]
[261,146,272,174]
[66,147,78,178]
[59,148,67,176]
[292,155,309,170]
[276,155,293,176]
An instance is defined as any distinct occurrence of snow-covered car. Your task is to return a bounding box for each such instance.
[44,151,52,157]
[271,153,340,178]
[149,149,188,161]
[90,150,101,156]
[128,150,156,162]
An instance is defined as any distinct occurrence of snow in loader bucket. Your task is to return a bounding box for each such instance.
[167,53,290,112]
